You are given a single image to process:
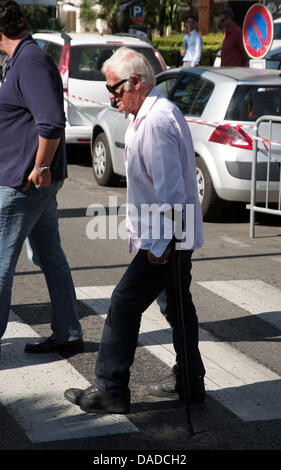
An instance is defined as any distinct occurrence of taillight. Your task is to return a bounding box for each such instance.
[58,45,70,93]
[153,48,167,71]
[209,124,253,150]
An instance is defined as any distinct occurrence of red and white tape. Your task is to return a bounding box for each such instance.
[185,117,255,130]
[67,92,281,147]
[66,93,111,109]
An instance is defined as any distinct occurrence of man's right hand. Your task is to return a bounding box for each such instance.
[147,244,172,265]
[23,167,51,191]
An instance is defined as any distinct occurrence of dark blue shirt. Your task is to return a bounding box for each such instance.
[0,35,67,187]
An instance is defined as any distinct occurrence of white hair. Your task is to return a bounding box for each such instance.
[102,47,156,89]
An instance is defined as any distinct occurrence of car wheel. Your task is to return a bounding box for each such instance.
[196,156,225,222]
[92,132,121,186]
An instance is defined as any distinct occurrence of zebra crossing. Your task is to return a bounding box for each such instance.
[76,282,281,423]
[1,277,281,443]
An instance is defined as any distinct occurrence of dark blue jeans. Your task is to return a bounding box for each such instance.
[94,248,205,395]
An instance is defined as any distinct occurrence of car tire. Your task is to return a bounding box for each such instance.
[196,156,225,222]
[92,132,121,186]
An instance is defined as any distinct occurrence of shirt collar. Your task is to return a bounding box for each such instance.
[134,87,161,122]
[6,34,33,70]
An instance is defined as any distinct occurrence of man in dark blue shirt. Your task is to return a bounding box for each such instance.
[0,0,83,353]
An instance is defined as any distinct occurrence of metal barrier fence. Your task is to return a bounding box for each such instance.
[247,115,281,238]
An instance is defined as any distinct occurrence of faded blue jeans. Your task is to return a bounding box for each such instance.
[0,181,82,341]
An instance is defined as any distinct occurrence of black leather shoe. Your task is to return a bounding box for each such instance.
[148,365,206,403]
[24,336,84,353]
[64,386,130,414]
[64,387,84,405]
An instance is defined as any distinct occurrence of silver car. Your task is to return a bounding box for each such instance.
[91,67,281,221]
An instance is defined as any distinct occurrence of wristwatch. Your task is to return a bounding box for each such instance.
[34,164,50,173]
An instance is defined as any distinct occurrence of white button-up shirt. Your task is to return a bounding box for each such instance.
[124,88,203,257]
[183,29,203,66]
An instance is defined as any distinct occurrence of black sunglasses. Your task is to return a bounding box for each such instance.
[106,78,128,95]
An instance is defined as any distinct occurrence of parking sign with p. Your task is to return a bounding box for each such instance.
[130,3,143,24]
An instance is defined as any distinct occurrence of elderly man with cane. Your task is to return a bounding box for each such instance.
[64,47,205,414]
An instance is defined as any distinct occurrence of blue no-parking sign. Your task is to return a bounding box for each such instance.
[243,4,273,58]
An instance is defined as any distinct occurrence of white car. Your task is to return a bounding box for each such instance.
[91,67,281,221]
[33,31,166,144]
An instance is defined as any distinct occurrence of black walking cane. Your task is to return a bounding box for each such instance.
[171,242,195,437]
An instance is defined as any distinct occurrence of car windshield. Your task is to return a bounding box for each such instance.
[225,85,281,122]
[69,45,163,81]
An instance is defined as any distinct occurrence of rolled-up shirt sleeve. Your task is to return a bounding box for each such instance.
[19,56,65,139]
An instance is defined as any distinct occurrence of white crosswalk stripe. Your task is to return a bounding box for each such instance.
[0,310,138,443]
[271,255,281,264]
[198,280,281,329]
[219,235,250,248]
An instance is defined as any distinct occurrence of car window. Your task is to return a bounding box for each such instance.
[45,42,63,67]
[69,45,163,81]
[69,46,105,81]
[274,23,281,39]
[225,85,281,122]
[156,77,177,97]
[168,73,214,116]
[190,81,214,115]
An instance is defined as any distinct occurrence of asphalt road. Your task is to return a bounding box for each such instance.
[1,146,281,462]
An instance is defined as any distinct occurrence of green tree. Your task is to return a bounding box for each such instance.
[138,0,182,35]
[161,0,182,34]
[80,0,121,33]
[100,0,121,32]
[80,0,98,31]
[21,6,63,31]
[80,0,182,36]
